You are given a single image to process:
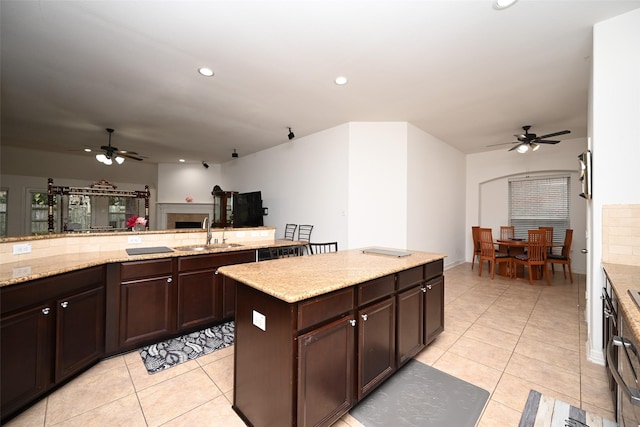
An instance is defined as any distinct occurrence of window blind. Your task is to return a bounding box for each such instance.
[509,176,570,243]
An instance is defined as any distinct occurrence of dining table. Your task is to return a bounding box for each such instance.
[495,238,563,279]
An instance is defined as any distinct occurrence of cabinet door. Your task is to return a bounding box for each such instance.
[221,274,235,320]
[297,315,355,427]
[396,285,425,367]
[358,297,396,399]
[119,276,174,348]
[424,276,444,344]
[177,269,219,331]
[1,304,53,418]
[55,286,105,382]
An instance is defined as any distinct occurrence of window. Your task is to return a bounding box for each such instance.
[509,175,570,243]
[0,190,7,237]
[30,191,57,235]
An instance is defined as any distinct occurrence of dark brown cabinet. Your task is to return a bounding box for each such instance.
[357,296,396,399]
[232,258,445,427]
[424,275,444,344]
[118,259,175,349]
[1,266,105,422]
[297,314,355,427]
[177,250,254,331]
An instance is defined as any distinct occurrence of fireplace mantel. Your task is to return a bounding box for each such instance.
[157,203,212,230]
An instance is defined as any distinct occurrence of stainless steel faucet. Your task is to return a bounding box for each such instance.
[203,217,212,245]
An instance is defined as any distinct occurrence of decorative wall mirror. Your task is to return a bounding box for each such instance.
[47,178,150,233]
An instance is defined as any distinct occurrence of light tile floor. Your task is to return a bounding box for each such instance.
[6,263,614,426]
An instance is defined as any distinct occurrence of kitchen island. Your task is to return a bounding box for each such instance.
[218,248,446,427]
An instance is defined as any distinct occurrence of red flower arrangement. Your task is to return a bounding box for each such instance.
[126,215,147,229]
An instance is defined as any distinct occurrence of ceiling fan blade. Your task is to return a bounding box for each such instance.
[536,130,570,139]
[118,152,145,161]
[486,141,519,147]
[509,143,524,151]
[535,140,560,144]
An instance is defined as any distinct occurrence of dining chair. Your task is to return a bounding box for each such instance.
[547,229,574,283]
[513,229,551,285]
[308,242,338,255]
[539,226,554,255]
[471,226,481,270]
[284,223,297,240]
[268,245,301,259]
[297,225,314,255]
[500,225,514,240]
[478,228,512,279]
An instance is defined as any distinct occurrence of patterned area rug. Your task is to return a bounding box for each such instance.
[518,389,617,427]
[350,360,489,427]
[139,321,234,374]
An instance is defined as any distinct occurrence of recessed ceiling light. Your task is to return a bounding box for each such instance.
[198,67,214,77]
[334,76,348,85]
[83,148,92,152]
[493,0,517,10]
[179,159,185,163]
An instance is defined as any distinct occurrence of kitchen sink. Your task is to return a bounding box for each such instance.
[173,243,243,252]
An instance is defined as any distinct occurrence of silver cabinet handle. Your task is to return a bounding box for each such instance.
[214,270,219,275]
[349,319,356,327]
[166,277,173,283]
[361,314,368,321]
[581,249,588,254]
[42,307,51,315]
[427,284,432,290]
[421,287,427,293]
[60,301,69,308]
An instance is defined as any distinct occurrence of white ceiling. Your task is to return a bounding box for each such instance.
[2,1,639,165]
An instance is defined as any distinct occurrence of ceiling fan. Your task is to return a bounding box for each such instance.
[95,128,145,165]
[489,125,571,153]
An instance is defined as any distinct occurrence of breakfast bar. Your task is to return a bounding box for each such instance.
[218,248,446,427]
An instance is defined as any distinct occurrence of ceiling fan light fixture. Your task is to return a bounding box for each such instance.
[115,156,125,164]
[516,144,529,154]
[493,0,517,10]
[531,143,540,151]
[103,157,113,165]
[96,153,107,163]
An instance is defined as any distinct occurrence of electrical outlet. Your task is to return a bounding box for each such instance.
[127,236,143,244]
[13,266,32,278]
[13,243,32,255]
[252,310,266,331]
[260,230,268,237]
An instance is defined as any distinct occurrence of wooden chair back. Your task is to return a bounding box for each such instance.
[479,228,496,260]
[500,226,514,240]
[472,226,481,252]
[561,229,573,258]
[527,229,547,262]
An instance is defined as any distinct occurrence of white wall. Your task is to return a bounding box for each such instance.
[466,137,588,273]
[157,162,222,203]
[348,123,408,249]
[221,124,350,243]
[588,8,640,363]
[407,123,466,265]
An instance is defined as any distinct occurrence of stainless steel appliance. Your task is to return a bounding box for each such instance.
[607,308,640,426]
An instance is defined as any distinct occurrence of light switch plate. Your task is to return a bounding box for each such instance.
[252,310,266,331]
[13,243,32,255]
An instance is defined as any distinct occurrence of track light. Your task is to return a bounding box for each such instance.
[202,161,209,169]
[232,149,238,158]
[288,127,295,140]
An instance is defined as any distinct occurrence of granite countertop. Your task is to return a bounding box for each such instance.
[0,239,302,287]
[603,263,640,341]
[217,248,446,303]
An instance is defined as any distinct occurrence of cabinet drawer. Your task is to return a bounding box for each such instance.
[425,259,444,281]
[178,250,255,272]
[396,266,424,291]
[357,275,395,307]
[121,259,173,281]
[298,288,354,331]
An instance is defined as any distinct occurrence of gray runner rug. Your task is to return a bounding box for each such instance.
[138,321,234,374]
[350,359,489,427]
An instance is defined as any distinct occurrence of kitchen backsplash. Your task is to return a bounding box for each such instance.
[602,204,640,266]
